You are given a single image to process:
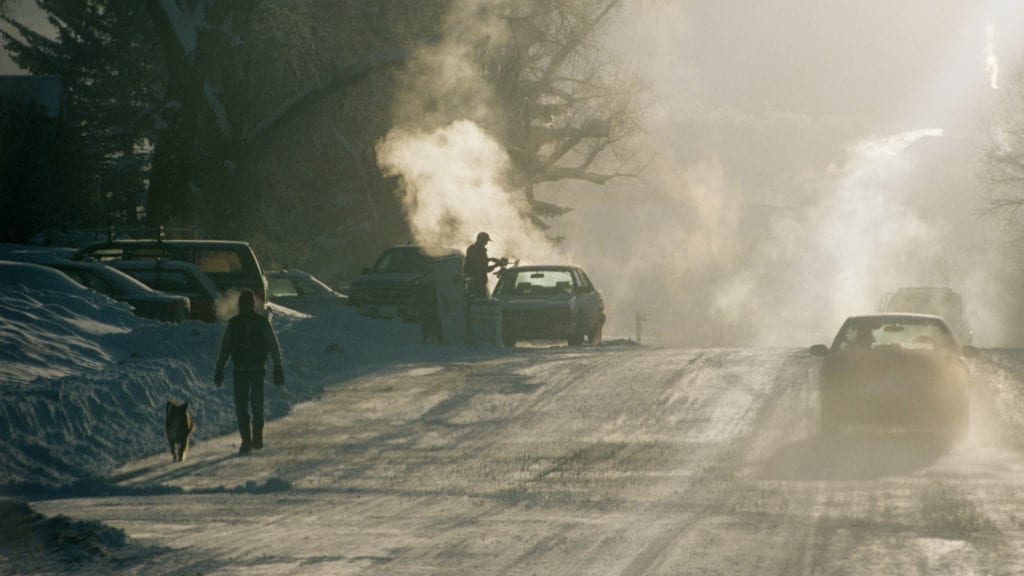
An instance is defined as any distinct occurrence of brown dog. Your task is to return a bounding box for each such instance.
[165,400,196,462]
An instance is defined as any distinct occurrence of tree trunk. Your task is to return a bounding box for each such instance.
[142,0,206,231]
[145,74,203,229]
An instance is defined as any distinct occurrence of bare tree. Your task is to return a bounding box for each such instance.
[394,0,646,229]
[980,68,1024,232]
[497,0,644,227]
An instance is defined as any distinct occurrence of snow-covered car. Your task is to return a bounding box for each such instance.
[348,245,462,322]
[492,265,605,347]
[75,238,269,304]
[0,260,89,293]
[878,286,973,344]
[46,261,190,323]
[109,259,221,323]
[810,313,977,439]
[266,269,348,315]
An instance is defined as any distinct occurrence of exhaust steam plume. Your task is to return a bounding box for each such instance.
[377,120,559,264]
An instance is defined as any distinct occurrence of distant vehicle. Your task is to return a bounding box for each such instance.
[810,313,976,439]
[348,245,462,321]
[0,260,89,293]
[109,260,221,323]
[46,260,190,323]
[879,286,972,344]
[266,269,348,315]
[75,239,268,304]
[492,265,605,347]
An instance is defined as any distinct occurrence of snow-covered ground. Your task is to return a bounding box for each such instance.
[6,254,1024,575]
[0,272,469,492]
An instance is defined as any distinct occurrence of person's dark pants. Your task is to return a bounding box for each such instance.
[467,276,488,299]
[233,370,265,448]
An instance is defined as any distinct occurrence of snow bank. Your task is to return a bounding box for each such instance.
[0,500,151,567]
[0,281,450,493]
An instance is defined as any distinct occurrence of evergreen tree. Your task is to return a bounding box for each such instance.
[2,0,163,235]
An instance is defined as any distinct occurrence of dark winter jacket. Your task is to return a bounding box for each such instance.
[215,311,283,374]
[464,242,490,281]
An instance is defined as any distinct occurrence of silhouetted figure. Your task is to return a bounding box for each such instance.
[852,326,876,349]
[465,231,500,298]
[215,290,284,453]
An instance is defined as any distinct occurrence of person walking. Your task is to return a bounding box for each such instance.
[214,289,284,453]
[465,231,500,298]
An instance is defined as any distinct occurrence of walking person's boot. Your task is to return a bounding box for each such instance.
[252,427,264,450]
[239,428,253,454]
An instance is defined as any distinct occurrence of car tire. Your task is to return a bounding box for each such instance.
[587,320,604,344]
[503,333,518,348]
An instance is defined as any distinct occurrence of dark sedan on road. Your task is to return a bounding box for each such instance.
[492,265,605,347]
[810,313,976,439]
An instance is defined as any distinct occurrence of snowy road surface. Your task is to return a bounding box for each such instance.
[18,345,1024,574]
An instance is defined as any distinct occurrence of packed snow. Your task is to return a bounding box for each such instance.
[0,270,461,492]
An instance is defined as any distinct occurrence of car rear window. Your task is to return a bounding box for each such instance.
[500,270,575,295]
[372,250,431,273]
[836,319,954,351]
[196,250,244,274]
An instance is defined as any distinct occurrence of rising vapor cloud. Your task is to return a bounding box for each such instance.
[376,120,558,264]
[376,0,560,265]
[713,128,947,345]
[986,22,1000,90]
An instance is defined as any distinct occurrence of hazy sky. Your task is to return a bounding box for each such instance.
[626,1,1024,126]
[0,1,50,74]
[548,0,1024,345]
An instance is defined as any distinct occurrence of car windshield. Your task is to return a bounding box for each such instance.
[496,269,575,296]
[835,317,956,352]
[372,250,431,273]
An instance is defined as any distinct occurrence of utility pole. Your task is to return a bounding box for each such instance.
[635,311,648,344]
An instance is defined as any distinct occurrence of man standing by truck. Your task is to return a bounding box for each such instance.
[465,231,501,298]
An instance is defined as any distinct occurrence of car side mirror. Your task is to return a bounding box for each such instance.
[961,345,980,358]
[809,344,829,357]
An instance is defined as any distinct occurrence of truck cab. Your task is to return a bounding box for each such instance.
[878,286,973,344]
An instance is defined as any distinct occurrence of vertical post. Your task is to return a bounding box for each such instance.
[635,311,647,344]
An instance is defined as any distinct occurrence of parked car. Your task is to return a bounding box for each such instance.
[46,260,190,323]
[348,245,462,322]
[810,313,976,439]
[878,286,973,344]
[266,269,348,315]
[0,260,89,293]
[108,259,221,322]
[75,239,268,304]
[492,265,605,347]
